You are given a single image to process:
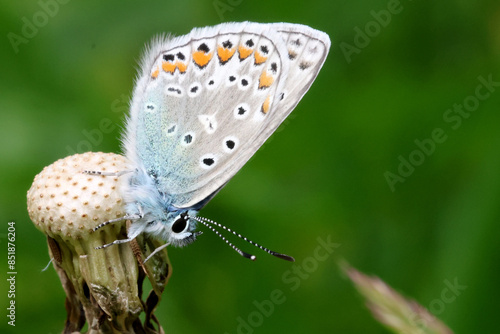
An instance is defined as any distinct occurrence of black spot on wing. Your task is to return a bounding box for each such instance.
[270,62,278,73]
[203,158,214,166]
[299,62,312,70]
[167,87,182,95]
[198,43,210,53]
[176,52,185,60]
[222,40,233,48]
[163,54,174,62]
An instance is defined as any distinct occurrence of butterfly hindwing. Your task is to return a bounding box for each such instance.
[124,22,330,209]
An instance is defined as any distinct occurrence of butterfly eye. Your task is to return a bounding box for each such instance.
[171,214,188,233]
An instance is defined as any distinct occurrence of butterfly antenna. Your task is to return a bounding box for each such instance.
[189,215,295,262]
[189,216,256,261]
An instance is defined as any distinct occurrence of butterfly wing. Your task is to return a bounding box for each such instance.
[124,22,330,209]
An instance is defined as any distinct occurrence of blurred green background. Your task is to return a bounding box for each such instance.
[1,0,499,333]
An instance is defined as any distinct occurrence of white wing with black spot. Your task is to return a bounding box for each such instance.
[123,22,330,209]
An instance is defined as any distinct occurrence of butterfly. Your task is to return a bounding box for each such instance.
[90,22,330,262]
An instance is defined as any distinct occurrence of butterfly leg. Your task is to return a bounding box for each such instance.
[93,213,143,232]
[41,258,54,272]
[94,211,144,250]
[83,170,132,177]
[143,242,170,264]
[95,237,135,250]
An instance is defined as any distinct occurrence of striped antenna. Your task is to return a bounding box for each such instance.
[189,216,256,260]
[188,215,295,262]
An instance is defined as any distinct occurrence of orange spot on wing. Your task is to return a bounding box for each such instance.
[254,51,267,65]
[258,70,274,89]
[162,61,176,73]
[217,46,236,63]
[176,61,187,73]
[192,51,213,67]
[261,95,271,114]
[238,46,252,60]
[151,66,159,79]
[162,61,187,74]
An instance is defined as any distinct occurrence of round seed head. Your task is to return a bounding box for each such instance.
[27,152,128,240]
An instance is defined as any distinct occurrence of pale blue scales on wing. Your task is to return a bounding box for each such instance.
[94,22,330,261]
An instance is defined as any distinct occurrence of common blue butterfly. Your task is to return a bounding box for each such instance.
[90,22,330,262]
